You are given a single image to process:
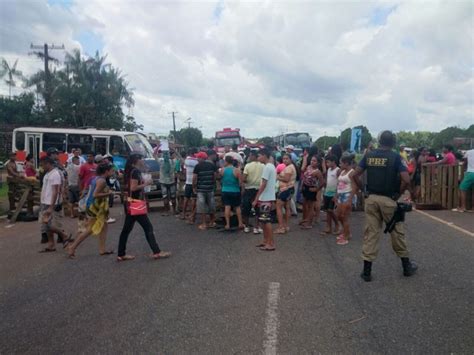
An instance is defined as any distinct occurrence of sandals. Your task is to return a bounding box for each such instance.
[117,255,135,262]
[260,246,276,251]
[62,234,74,249]
[198,224,207,231]
[151,251,172,260]
[274,228,286,234]
[208,223,217,229]
[256,243,266,248]
[39,247,56,253]
[300,224,313,230]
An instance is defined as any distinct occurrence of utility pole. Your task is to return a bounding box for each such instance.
[185,117,193,128]
[168,111,178,143]
[30,43,65,119]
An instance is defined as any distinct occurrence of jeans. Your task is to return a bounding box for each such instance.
[117,214,161,257]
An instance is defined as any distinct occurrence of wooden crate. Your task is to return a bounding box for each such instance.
[420,164,464,210]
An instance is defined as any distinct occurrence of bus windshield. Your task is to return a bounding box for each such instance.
[285,133,311,148]
[124,134,154,158]
[216,137,241,147]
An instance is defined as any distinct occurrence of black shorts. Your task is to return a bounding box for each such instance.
[278,187,294,202]
[323,195,336,210]
[221,192,241,207]
[242,189,258,216]
[184,184,196,199]
[302,185,317,201]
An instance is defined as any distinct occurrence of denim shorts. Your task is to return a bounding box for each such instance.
[338,192,351,204]
[161,183,176,199]
[278,187,295,202]
[197,191,216,214]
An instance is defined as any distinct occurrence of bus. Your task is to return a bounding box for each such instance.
[215,128,243,153]
[273,132,312,153]
[12,127,159,173]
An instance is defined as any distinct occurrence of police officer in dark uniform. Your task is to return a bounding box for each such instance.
[353,131,418,282]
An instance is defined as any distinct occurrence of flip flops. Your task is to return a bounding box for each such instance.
[39,248,56,253]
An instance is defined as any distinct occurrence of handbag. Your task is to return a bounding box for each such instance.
[127,198,148,216]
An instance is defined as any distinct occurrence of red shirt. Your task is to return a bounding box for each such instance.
[444,152,456,166]
[79,162,97,190]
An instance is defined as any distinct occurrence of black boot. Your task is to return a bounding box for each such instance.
[41,233,48,244]
[401,257,418,277]
[360,260,372,282]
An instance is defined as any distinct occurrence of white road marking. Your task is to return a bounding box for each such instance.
[263,282,280,355]
[415,210,474,237]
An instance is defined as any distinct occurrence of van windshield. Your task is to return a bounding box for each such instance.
[124,134,153,158]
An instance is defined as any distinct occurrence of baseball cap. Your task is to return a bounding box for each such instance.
[95,154,105,163]
[46,147,59,155]
[196,152,208,160]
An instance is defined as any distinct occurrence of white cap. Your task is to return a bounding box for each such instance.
[285,145,295,150]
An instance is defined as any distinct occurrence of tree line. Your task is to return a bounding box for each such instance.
[0,50,141,131]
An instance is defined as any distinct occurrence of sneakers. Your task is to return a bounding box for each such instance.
[336,238,349,245]
[253,227,263,234]
[107,217,116,224]
[244,226,250,233]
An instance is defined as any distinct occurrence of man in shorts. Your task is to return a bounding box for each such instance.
[453,148,474,212]
[253,148,276,251]
[182,148,198,222]
[38,156,72,252]
[158,150,178,216]
[66,156,81,217]
[193,152,218,230]
[242,150,264,233]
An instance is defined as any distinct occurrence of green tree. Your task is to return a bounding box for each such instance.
[0,92,43,125]
[176,127,203,148]
[257,136,274,146]
[26,49,138,130]
[0,58,24,98]
[432,126,465,150]
[396,131,435,149]
[314,136,338,151]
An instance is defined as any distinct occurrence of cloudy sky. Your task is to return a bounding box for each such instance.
[0,0,472,139]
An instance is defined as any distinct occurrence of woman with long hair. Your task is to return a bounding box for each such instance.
[117,154,171,261]
[300,156,324,229]
[220,155,244,230]
[334,155,357,245]
[275,153,297,234]
[66,163,115,258]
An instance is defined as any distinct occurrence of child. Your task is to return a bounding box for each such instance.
[334,155,357,245]
[321,155,341,235]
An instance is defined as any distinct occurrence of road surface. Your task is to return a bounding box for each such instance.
[0,207,473,354]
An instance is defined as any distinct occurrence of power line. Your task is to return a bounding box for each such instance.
[29,43,65,117]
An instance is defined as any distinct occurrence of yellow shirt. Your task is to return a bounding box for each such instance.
[243,161,264,190]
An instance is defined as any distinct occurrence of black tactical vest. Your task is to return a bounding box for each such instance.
[365,149,400,198]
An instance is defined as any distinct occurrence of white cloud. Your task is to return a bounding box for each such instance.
[0,0,472,140]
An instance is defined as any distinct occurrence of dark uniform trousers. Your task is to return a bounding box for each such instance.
[362,194,409,262]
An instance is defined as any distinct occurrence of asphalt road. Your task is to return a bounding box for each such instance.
[0,207,473,354]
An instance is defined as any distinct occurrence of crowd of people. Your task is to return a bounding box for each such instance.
[5,131,473,279]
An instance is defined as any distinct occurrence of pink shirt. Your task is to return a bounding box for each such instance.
[444,152,456,166]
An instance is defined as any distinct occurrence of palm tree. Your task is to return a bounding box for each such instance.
[0,58,24,98]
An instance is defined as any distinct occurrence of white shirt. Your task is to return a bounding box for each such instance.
[184,156,199,185]
[259,163,276,202]
[325,166,340,196]
[465,149,474,173]
[66,163,80,186]
[67,155,86,165]
[41,168,63,205]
